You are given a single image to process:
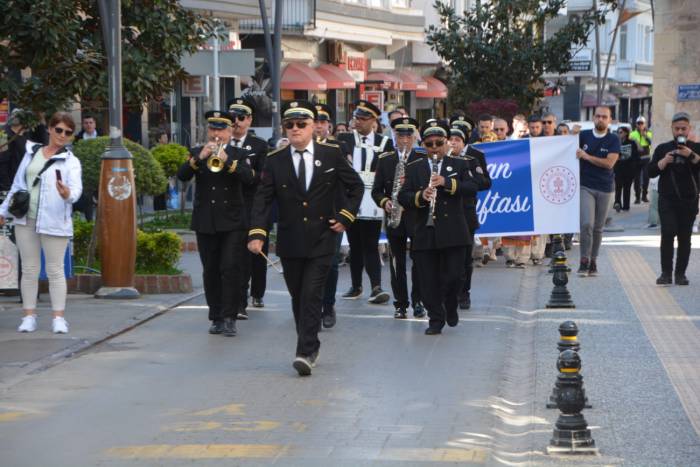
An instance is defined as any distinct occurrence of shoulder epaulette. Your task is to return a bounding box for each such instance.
[318,141,340,148]
[378,151,395,159]
[248,134,267,144]
[267,145,287,157]
[406,158,423,167]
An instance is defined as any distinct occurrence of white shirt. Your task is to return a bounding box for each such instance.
[352,131,375,172]
[231,134,247,148]
[291,141,314,191]
[83,130,97,140]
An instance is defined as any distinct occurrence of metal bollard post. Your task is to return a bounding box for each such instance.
[547,322,590,408]
[546,350,598,455]
[546,251,575,308]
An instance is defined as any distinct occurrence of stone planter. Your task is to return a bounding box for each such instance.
[50,273,194,295]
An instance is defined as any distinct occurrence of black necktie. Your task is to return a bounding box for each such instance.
[361,136,367,171]
[296,150,306,192]
[233,139,241,148]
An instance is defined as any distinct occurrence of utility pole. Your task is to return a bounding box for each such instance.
[272,0,283,142]
[95,0,139,299]
[594,0,602,106]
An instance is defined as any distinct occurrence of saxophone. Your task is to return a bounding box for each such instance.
[387,148,408,229]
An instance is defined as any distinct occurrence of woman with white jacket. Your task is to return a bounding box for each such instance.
[0,112,83,334]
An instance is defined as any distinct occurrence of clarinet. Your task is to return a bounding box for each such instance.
[387,148,408,229]
[426,153,439,227]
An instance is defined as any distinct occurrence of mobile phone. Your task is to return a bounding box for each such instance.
[55,169,62,182]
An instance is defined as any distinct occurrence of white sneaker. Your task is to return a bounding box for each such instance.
[52,316,69,334]
[18,315,37,333]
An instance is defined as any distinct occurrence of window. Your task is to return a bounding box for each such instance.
[619,24,627,60]
[644,25,653,62]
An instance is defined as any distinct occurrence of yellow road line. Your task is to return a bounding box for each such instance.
[0,412,29,422]
[106,444,488,462]
[609,249,700,439]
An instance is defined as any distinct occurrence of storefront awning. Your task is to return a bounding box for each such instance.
[281,63,327,91]
[397,70,428,91]
[365,72,401,89]
[316,64,356,89]
[416,77,447,99]
[582,91,618,107]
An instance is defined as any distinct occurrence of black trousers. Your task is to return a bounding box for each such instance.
[240,236,268,303]
[387,231,421,309]
[634,159,651,199]
[460,235,475,300]
[414,247,466,330]
[196,230,246,321]
[658,195,698,276]
[347,219,382,289]
[282,254,333,357]
[322,234,344,307]
[615,170,636,210]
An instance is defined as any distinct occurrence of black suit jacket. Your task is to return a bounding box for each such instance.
[248,141,364,259]
[336,131,394,172]
[177,145,253,234]
[398,155,479,251]
[371,148,425,236]
[231,134,269,209]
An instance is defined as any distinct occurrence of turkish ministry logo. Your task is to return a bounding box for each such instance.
[539,166,577,205]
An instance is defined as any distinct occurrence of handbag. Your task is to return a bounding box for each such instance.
[8,146,58,218]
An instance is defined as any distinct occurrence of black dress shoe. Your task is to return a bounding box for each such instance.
[394,307,407,319]
[237,308,249,320]
[322,306,337,328]
[675,274,689,286]
[459,294,471,310]
[656,274,672,285]
[252,297,264,308]
[209,320,224,334]
[341,286,362,299]
[413,303,426,318]
[446,310,459,327]
[425,327,442,335]
[223,317,237,337]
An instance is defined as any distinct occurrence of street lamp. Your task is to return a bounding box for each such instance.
[95,0,139,299]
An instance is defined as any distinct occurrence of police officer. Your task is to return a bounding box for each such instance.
[399,120,482,335]
[336,100,393,303]
[227,96,270,317]
[371,117,425,319]
[449,117,491,309]
[177,111,253,337]
[247,101,363,376]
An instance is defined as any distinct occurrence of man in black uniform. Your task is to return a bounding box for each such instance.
[449,116,491,309]
[247,101,363,376]
[177,111,252,337]
[228,96,270,317]
[336,100,393,303]
[315,104,349,328]
[371,117,425,319]
[399,120,482,335]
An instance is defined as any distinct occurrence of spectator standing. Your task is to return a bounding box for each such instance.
[75,114,101,141]
[526,115,543,138]
[511,114,528,139]
[576,106,620,276]
[0,112,83,334]
[630,116,653,203]
[557,123,570,135]
[647,112,700,285]
[614,126,640,212]
[541,112,557,137]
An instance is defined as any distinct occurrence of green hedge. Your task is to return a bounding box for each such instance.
[151,143,190,178]
[72,137,168,196]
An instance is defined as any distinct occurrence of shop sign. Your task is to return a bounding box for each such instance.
[182,76,209,97]
[678,84,700,102]
[0,99,9,126]
[344,52,367,82]
[362,91,384,112]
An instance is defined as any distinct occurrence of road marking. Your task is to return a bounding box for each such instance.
[164,420,281,432]
[610,249,700,439]
[0,412,29,422]
[189,403,245,417]
[106,444,488,462]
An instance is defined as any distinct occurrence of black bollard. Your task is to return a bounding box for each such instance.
[546,322,590,408]
[548,235,571,273]
[546,350,598,455]
[546,251,575,308]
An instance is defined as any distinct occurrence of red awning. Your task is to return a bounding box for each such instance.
[398,70,428,91]
[365,72,401,89]
[316,64,356,89]
[281,63,327,91]
[416,77,447,99]
[582,92,618,107]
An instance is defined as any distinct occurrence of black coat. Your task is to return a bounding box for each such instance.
[458,145,492,232]
[248,141,364,259]
[177,145,253,233]
[371,148,425,237]
[336,131,394,172]
[231,134,269,209]
[398,155,479,251]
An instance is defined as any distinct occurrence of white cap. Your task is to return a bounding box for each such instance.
[636,116,646,123]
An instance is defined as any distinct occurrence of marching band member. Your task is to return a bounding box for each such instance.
[177,111,253,337]
[337,100,393,304]
[247,101,363,376]
[227,96,270,317]
[399,120,483,335]
[448,117,491,310]
[371,117,426,319]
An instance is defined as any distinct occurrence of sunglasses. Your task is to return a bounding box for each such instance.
[424,140,445,148]
[283,120,309,130]
[542,120,554,124]
[233,115,248,122]
[54,127,74,137]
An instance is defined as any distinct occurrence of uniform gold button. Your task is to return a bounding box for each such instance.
[303,217,308,222]
[444,214,448,217]
[319,216,324,220]
[212,186,216,190]
[303,202,308,207]
[211,200,215,204]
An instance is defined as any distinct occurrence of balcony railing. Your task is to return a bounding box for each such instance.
[239,0,316,33]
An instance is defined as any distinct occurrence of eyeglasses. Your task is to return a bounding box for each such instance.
[283,120,309,130]
[542,120,555,125]
[53,127,74,137]
[234,115,248,122]
[424,140,445,148]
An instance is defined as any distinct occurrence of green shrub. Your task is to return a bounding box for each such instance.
[135,229,183,274]
[72,136,168,196]
[72,217,94,264]
[151,143,190,178]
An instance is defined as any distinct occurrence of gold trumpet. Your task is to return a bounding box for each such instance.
[207,137,227,173]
